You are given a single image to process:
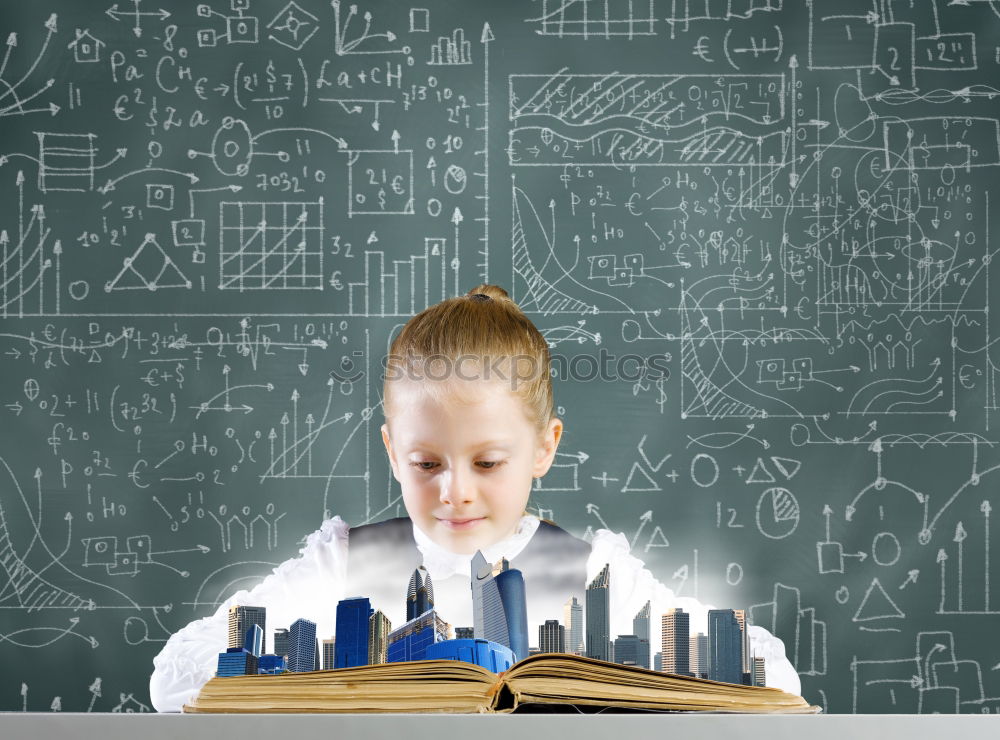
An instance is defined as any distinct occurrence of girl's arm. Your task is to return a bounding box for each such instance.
[148,515,349,711]
[588,528,802,696]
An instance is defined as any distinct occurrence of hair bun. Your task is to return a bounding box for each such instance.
[464,284,511,302]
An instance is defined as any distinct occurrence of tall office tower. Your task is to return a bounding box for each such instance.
[612,635,647,666]
[689,632,709,679]
[708,609,743,684]
[563,596,584,655]
[752,656,766,687]
[368,609,392,664]
[454,627,474,640]
[314,638,321,670]
[538,619,565,653]
[334,597,374,668]
[243,624,263,657]
[734,609,752,685]
[585,563,611,661]
[407,566,434,621]
[322,638,336,670]
[274,628,289,659]
[661,607,691,675]
[653,652,662,672]
[228,605,266,654]
[385,609,450,662]
[632,601,651,669]
[287,618,317,673]
[471,552,529,661]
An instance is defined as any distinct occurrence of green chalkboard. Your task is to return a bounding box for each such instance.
[1,0,999,714]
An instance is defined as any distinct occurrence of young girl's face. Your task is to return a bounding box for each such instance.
[381,377,562,555]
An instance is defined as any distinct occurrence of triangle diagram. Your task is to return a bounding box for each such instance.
[622,462,660,492]
[643,525,670,551]
[853,578,905,621]
[746,457,776,483]
[771,456,802,480]
[105,234,191,291]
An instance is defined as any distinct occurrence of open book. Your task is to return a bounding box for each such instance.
[183,652,821,714]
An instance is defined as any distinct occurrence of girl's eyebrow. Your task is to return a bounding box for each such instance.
[407,439,514,452]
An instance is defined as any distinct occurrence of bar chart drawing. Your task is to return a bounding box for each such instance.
[428,27,472,65]
[346,237,459,316]
[749,582,827,676]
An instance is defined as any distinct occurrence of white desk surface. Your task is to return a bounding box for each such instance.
[1,713,999,739]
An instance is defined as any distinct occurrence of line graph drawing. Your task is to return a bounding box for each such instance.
[508,72,786,167]
[0,14,59,119]
[218,200,324,290]
[525,0,657,39]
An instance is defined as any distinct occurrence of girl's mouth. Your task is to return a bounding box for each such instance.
[438,517,485,530]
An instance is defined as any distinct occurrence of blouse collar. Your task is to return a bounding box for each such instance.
[412,514,541,581]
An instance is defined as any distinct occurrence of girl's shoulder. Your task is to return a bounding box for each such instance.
[531,518,591,556]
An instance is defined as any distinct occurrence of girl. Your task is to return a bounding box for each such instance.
[149,285,800,711]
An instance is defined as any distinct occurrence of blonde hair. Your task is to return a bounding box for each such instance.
[382,284,554,437]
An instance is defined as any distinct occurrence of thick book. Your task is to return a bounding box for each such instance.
[183,652,821,714]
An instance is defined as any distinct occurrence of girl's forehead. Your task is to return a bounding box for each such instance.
[389,376,517,410]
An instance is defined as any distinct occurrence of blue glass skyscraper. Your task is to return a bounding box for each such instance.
[334,597,373,668]
[471,552,528,662]
[386,609,449,662]
[243,623,263,656]
[287,617,317,673]
[585,563,611,661]
[708,609,742,684]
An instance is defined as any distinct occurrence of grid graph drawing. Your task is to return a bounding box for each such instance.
[526,0,657,38]
[219,200,325,290]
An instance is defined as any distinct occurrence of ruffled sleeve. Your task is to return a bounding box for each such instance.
[148,515,349,712]
[587,528,801,697]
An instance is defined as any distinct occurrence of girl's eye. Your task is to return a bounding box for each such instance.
[408,460,506,471]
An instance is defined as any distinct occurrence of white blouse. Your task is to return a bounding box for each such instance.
[149,514,801,712]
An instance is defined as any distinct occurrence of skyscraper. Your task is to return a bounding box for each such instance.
[471,552,528,661]
[661,607,690,676]
[407,566,434,621]
[273,628,289,659]
[334,597,373,669]
[734,609,752,685]
[689,632,708,679]
[538,619,565,653]
[632,601,651,669]
[563,596,584,655]
[322,638,336,670]
[243,623,263,657]
[386,609,450,662]
[612,635,647,666]
[228,605,266,654]
[368,609,391,664]
[752,655,766,687]
[585,564,610,661]
[287,618,317,673]
[708,609,742,684]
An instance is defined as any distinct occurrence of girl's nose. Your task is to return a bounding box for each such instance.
[439,468,476,506]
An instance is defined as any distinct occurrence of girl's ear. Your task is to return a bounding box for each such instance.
[381,423,402,482]
[532,417,563,478]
